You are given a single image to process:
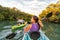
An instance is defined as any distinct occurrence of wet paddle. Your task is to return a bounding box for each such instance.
[46,12,52,18]
[6,30,22,39]
[6,33,16,39]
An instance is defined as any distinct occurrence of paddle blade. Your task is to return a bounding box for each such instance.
[6,33,16,39]
[46,12,52,18]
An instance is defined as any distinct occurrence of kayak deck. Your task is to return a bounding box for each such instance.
[22,30,50,40]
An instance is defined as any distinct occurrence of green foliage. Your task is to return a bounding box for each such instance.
[0,5,33,21]
[0,13,4,21]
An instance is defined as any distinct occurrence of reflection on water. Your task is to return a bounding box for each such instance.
[3,25,12,29]
[0,25,24,40]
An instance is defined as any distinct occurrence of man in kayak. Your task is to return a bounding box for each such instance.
[12,18,26,32]
[24,16,43,40]
[17,18,25,24]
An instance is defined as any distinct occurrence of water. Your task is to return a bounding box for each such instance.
[3,25,12,29]
[42,22,60,40]
[0,21,60,40]
[0,25,24,40]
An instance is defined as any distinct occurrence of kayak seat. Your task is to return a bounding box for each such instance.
[30,32,40,40]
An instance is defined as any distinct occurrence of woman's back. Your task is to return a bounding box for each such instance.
[30,23,39,32]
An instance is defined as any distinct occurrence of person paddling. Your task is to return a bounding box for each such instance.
[17,18,25,24]
[24,16,43,40]
[24,16,43,33]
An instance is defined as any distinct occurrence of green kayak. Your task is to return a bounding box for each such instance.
[6,24,26,39]
[12,24,26,32]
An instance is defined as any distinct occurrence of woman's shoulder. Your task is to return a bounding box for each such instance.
[28,24,32,26]
[27,24,32,28]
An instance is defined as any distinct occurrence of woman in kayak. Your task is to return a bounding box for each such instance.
[24,16,43,33]
[24,16,43,40]
[23,16,49,40]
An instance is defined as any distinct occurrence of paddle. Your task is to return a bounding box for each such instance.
[42,12,53,22]
[46,12,52,18]
[6,30,22,39]
[6,33,16,39]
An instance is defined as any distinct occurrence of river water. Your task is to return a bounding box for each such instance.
[0,21,60,40]
[0,25,24,40]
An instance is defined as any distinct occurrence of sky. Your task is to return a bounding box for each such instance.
[0,0,58,16]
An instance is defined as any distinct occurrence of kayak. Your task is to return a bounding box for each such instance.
[22,30,50,40]
[6,24,26,39]
[12,24,26,32]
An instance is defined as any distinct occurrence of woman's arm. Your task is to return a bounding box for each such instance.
[39,20,44,28]
[24,24,31,33]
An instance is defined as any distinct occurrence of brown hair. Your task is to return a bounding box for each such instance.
[33,16,40,29]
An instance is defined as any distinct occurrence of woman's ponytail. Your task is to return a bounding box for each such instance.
[37,22,40,30]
